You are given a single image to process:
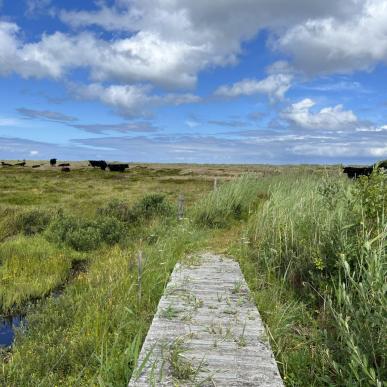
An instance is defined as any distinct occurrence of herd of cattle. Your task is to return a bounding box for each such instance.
[1,159,129,172]
[342,160,387,178]
[1,159,386,177]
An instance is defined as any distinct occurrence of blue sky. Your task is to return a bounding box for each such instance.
[0,0,386,164]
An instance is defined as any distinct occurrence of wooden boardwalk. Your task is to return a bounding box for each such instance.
[129,252,283,386]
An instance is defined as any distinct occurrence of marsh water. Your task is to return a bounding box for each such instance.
[0,315,24,347]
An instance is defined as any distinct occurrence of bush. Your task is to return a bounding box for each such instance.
[46,213,125,251]
[15,209,53,235]
[97,199,136,223]
[98,217,125,245]
[352,170,386,225]
[97,195,174,225]
[132,193,173,220]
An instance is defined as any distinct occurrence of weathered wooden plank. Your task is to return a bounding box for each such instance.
[129,252,284,386]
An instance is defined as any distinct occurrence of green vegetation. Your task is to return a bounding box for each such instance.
[0,164,385,386]
[192,174,268,227]
[234,170,386,386]
[0,236,76,312]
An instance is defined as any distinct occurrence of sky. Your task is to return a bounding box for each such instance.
[0,0,386,164]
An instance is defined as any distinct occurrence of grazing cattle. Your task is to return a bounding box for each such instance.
[14,161,26,167]
[50,158,57,166]
[1,162,12,166]
[32,164,41,168]
[89,160,108,170]
[61,167,71,172]
[343,159,387,179]
[343,166,373,179]
[58,163,70,167]
[108,163,129,172]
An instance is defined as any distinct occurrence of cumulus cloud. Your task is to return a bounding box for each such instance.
[275,0,387,74]
[17,107,77,122]
[282,98,358,130]
[214,74,293,101]
[0,0,368,87]
[73,83,200,117]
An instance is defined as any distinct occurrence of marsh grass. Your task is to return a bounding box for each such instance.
[0,165,384,386]
[191,174,269,228]
[234,171,386,386]
[0,235,81,313]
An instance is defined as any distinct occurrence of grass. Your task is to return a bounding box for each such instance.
[0,236,80,313]
[0,163,385,386]
[232,170,386,386]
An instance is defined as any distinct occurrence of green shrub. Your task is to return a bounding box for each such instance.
[132,193,173,220]
[97,195,173,225]
[97,199,136,223]
[98,216,125,245]
[65,225,102,251]
[352,170,386,225]
[15,208,53,235]
[46,213,125,251]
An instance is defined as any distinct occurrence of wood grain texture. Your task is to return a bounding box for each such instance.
[129,252,284,386]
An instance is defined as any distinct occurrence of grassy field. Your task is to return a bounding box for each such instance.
[0,162,385,386]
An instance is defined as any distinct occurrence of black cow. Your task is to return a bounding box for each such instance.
[1,162,12,166]
[32,164,41,168]
[58,163,70,167]
[108,163,129,172]
[89,160,108,170]
[61,167,71,172]
[343,166,373,179]
[14,161,26,167]
[50,158,57,166]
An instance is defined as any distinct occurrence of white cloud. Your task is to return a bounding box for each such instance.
[0,0,368,87]
[30,150,39,155]
[276,0,387,74]
[186,120,200,128]
[292,143,387,158]
[26,0,52,16]
[214,74,293,101]
[0,117,21,126]
[369,146,387,157]
[356,125,387,132]
[74,83,200,116]
[283,98,358,130]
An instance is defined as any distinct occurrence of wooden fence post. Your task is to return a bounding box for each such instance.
[178,193,185,220]
[214,177,218,191]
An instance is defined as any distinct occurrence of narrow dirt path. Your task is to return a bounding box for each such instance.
[129,252,283,386]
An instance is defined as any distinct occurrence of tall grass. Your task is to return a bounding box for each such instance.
[1,167,385,386]
[241,171,386,385]
[0,221,205,386]
[0,236,78,313]
[192,174,269,227]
